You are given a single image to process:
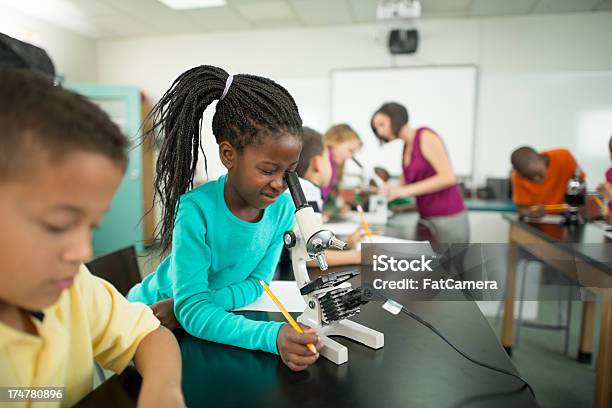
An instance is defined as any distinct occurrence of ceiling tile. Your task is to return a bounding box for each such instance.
[139,10,201,32]
[71,0,118,16]
[421,0,472,13]
[6,0,612,39]
[289,0,352,25]
[347,0,379,23]
[89,13,158,37]
[250,19,301,29]
[532,0,601,14]
[102,0,176,14]
[470,0,539,17]
[422,10,469,18]
[185,6,252,31]
[231,0,296,21]
[0,0,105,37]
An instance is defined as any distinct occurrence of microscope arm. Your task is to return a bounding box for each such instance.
[283,172,346,286]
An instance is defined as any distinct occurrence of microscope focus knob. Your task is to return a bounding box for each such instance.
[283,231,297,249]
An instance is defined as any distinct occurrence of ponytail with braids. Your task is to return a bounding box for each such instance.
[145,65,302,254]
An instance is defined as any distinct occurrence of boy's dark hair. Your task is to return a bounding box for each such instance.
[0,68,128,180]
[0,33,56,84]
[510,146,539,174]
[371,102,409,142]
[147,65,303,253]
[295,127,324,178]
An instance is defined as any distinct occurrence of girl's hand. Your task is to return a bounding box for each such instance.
[379,184,404,201]
[526,205,545,218]
[151,298,180,331]
[277,323,322,372]
[339,203,350,215]
[597,182,612,201]
[346,227,368,248]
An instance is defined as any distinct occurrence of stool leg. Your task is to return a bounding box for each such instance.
[557,285,563,328]
[564,286,572,356]
[515,260,529,346]
[495,298,503,326]
[578,301,595,364]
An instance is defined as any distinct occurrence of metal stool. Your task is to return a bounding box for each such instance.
[495,251,574,355]
[515,258,574,356]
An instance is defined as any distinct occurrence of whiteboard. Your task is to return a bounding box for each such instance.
[331,65,478,178]
[476,71,612,188]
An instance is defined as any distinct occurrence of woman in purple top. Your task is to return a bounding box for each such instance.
[371,102,469,243]
[597,134,612,223]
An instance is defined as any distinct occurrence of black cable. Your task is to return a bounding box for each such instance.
[371,293,536,398]
[399,308,535,397]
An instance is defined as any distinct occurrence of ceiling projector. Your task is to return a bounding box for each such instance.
[376,0,421,54]
[376,0,421,21]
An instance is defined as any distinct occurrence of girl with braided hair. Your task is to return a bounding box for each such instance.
[128,65,321,371]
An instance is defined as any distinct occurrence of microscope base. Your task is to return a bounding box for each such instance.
[299,316,384,365]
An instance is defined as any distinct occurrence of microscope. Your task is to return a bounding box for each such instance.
[283,172,384,364]
[352,158,389,225]
[563,168,586,226]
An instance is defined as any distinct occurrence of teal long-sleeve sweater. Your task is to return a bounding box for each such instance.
[128,174,295,354]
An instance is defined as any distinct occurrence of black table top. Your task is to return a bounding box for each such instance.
[77,292,537,407]
[77,222,540,408]
[502,213,612,277]
[178,303,536,408]
[75,365,141,407]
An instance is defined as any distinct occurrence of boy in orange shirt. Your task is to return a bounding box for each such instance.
[510,146,583,218]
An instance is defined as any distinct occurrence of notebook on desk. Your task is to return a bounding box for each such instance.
[522,214,565,224]
[355,235,424,251]
[592,220,612,231]
[232,281,306,313]
[324,221,362,236]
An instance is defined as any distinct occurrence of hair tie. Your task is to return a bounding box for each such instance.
[220,74,233,100]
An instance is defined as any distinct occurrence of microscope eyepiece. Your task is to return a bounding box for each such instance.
[284,171,309,210]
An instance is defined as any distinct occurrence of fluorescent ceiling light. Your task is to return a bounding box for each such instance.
[157,0,226,10]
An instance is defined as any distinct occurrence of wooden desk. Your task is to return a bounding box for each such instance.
[501,214,612,408]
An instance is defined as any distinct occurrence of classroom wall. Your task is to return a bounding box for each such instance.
[97,11,612,184]
[0,5,97,82]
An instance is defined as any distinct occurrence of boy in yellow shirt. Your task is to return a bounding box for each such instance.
[0,69,184,407]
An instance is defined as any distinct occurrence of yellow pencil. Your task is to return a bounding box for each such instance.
[531,204,568,211]
[593,196,609,216]
[258,280,318,355]
[356,205,373,242]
